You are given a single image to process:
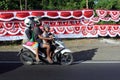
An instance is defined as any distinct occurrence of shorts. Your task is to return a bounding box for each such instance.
[25,41,38,49]
[39,43,43,48]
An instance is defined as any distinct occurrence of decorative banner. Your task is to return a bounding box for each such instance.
[96,10,108,18]
[109,10,120,22]
[0,20,120,41]
[0,9,120,41]
[0,9,120,22]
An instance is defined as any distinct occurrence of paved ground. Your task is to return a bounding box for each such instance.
[64,38,120,61]
[1,38,120,61]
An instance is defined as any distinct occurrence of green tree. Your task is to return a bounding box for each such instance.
[94,0,119,10]
[1,0,120,10]
[0,0,9,10]
[41,0,48,10]
[114,0,120,10]
[47,0,55,10]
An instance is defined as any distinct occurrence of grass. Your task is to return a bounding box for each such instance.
[0,38,120,51]
[0,39,94,51]
[0,40,22,51]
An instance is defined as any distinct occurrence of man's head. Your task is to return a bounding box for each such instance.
[34,16,42,26]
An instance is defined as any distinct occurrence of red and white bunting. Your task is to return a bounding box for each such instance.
[1,10,120,40]
[96,10,108,18]
[109,10,120,22]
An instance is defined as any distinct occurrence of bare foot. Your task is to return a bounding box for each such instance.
[46,57,53,64]
[36,57,40,62]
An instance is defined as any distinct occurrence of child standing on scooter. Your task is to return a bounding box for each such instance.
[42,24,53,45]
[42,24,55,59]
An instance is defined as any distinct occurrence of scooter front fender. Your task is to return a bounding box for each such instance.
[61,49,71,54]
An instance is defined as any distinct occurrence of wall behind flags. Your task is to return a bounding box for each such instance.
[0,9,120,41]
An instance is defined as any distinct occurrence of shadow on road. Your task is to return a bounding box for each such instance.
[0,51,23,75]
[72,48,98,63]
[0,63,23,75]
[0,51,20,61]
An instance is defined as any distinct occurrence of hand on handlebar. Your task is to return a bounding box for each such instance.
[48,37,53,40]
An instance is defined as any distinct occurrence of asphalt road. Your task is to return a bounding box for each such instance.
[0,63,120,80]
[1,39,120,80]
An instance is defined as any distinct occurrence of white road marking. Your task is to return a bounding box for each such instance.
[73,60,120,64]
[1,60,120,64]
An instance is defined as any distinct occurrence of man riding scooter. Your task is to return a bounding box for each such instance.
[33,17,53,64]
[23,17,40,62]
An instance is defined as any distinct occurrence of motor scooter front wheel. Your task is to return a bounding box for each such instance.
[60,52,73,65]
[20,51,34,65]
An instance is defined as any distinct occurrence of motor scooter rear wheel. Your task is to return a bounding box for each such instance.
[20,51,34,65]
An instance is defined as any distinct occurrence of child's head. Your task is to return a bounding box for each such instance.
[43,24,50,32]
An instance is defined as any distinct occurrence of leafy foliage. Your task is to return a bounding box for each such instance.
[0,0,120,10]
[94,0,120,10]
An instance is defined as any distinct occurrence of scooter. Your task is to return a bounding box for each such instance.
[18,35,73,65]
